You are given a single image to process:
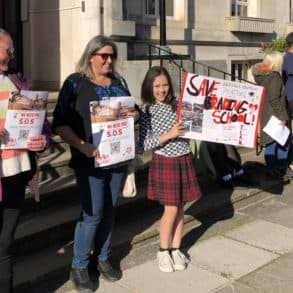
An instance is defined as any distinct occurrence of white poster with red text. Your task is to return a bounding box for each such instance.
[1,90,48,149]
[177,73,265,148]
[91,96,135,167]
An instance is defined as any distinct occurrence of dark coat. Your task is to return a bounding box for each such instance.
[252,64,288,146]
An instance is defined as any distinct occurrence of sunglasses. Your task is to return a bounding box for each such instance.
[93,53,116,60]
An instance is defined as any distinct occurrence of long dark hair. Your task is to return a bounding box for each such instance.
[141,66,177,112]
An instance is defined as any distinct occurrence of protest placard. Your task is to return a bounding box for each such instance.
[91,96,135,167]
[1,90,48,149]
[177,73,265,148]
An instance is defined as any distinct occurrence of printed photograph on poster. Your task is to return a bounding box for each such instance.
[90,96,135,123]
[177,73,265,148]
[1,90,48,149]
[91,96,135,167]
[8,90,47,110]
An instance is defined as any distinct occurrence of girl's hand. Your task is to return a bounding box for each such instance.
[159,122,187,145]
[168,122,188,139]
[79,141,99,158]
[27,135,47,151]
[0,128,7,138]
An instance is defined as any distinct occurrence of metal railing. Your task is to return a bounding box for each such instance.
[148,44,260,156]
[148,44,253,89]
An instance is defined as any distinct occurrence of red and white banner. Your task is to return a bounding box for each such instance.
[177,73,265,148]
[91,96,135,167]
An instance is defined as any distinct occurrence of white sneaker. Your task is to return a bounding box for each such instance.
[171,249,189,271]
[157,250,174,272]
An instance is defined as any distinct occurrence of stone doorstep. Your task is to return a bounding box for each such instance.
[13,176,267,292]
[17,168,150,254]
[13,146,263,291]
[17,146,264,259]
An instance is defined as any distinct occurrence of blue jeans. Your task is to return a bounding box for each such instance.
[264,141,289,173]
[72,165,127,269]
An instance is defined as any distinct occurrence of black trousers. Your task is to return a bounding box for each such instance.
[207,142,242,179]
[0,173,27,293]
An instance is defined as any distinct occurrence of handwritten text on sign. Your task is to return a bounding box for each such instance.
[177,73,265,148]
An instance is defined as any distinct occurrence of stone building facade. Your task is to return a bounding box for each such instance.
[1,0,293,99]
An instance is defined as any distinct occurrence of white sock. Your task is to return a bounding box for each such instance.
[236,169,244,176]
[222,174,232,181]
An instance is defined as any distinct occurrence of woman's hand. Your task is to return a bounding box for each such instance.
[78,141,99,158]
[280,120,287,128]
[0,128,7,138]
[125,109,140,123]
[27,135,47,152]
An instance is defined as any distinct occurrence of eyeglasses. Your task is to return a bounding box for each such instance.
[92,53,116,60]
[0,47,14,57]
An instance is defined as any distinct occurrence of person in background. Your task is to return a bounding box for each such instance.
[206,142,258,188]
[139,66,202,273]
[282,32,293,172]
[52,35,139,292]
[0,28,49,293]
[252,51,290,182]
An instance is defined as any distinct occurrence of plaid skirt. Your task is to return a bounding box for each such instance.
[148,152,202,205]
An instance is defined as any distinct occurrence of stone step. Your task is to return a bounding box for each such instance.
[14,159,272,292]
[12,143,266,291]
[17,167,150,258]
[20,145,261,258]
[36,137,258,191]
[46,92,58,116]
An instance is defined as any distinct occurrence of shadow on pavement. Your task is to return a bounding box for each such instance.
[182,159,287,253]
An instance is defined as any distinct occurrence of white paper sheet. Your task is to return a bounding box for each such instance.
[263,115,290,146]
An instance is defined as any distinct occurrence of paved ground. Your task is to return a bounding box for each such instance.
[23,171,293,293]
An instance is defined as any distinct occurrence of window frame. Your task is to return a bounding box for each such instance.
[231,0,248,17]
[144,0,157,17]
[144,0,175,18]
[231,60,249,81]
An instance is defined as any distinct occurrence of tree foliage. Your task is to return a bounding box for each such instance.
[260,37,287,53]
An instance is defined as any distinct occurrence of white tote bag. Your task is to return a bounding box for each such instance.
[121,160,137,198]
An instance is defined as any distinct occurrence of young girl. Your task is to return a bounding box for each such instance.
[139,66,202,272]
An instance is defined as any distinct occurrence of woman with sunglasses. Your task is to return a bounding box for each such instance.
[52,35,139,292]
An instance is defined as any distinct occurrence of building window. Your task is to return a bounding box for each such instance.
[145,0,156,15]
[231,61,248,81]
[166,0,174,17]
[231,0,248,17]
[144,0,174,17]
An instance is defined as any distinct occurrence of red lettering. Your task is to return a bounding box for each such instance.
[209,81,220,98]
[107,128,123,137]
[198,79,208,96]
[19,118,34,124]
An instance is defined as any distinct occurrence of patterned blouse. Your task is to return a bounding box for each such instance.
[139,102,191,157]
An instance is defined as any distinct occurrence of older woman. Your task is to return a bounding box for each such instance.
[52,35,138,292]
[252,51,290,181]
[0,28,48,293]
